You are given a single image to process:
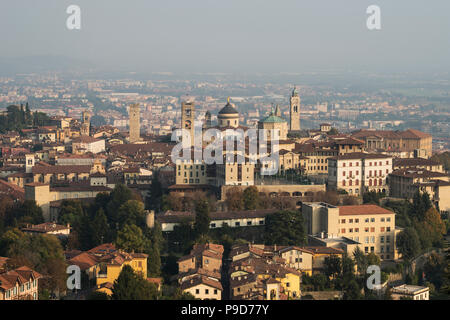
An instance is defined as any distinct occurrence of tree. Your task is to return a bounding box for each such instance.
[87,291,110,300]
[323,255,341,279]
[117,200,146,229]
[148,173,163,211]
[193,200,210,237]
[423,253,446,291]
[243,186,259,210]
[313,191,339,206]
[440,252,450,295]
[25,102,32,125]
[171,287,196,300]
[115,224,148,253]
[410,191,432,220]
[106,184,134,225]
[341,196,359,206]
[422,207,446,247]
[353,247,368,275]
[147,221,164,253]
[57,200,84,226]
[11,200,44,226]
[343,279,362,300]
[264,210,306,246]
[225,187,244,211]
[147,242,161,277]
[91,208,109,246]
[396,227,421,261]
[112,265,158,300]
[3,231,67,294]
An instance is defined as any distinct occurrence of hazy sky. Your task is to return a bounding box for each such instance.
[1,0,449,73]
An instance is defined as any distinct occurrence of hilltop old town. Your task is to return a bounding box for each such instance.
[0,88,448,301]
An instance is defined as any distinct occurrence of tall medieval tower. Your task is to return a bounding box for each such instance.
[181,101,195,147]
[289,87,301,131]
[129,103,140,143]
[81,110,91,136]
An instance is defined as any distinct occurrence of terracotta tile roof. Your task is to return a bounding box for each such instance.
[68,243,147,270]
[0,266,42,291]
[393,158,440,167]
[330,152,392,160]
[32,163,92,175]
[180,274,223,291]
[68,252,99,271]
[0,179,25,200]
[303,246,344,255]
[389,168,448,179]
[72,136,102,143]
[177,268,221,282]
[338,204,394,216]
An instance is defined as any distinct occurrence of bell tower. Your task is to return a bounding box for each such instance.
[290,87,300,131]
[181,101,195,147]
[81,110,91,136]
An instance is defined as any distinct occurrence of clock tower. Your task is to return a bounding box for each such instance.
[290,87,301,131]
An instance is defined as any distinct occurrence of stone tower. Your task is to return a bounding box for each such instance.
[181,101,195,146]
[275,105,281,117]
[289,87,301,131]
[81,110,91,136]
[129,103,140,143]
[204,111,212,129]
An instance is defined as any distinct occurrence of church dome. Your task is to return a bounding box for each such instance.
[218,98,238,115]
[261,114,286,123]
